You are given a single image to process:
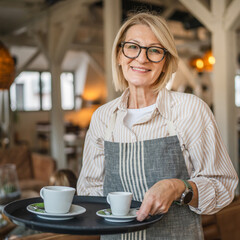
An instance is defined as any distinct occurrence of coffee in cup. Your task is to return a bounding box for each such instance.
[107,191,133,216]
[40,186,75,214]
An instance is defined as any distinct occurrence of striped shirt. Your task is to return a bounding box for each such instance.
[77,87,238,215]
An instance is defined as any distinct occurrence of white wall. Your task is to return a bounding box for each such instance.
[13,111,49,151]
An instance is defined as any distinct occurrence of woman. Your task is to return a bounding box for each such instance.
[77,12,238,239]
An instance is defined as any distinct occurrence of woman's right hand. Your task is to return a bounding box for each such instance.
[136,179,185,221]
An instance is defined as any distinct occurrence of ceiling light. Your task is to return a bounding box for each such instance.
[0,41,15,90]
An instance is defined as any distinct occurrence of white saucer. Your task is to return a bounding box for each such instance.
[27,203,86,220]
[96,208,137,222]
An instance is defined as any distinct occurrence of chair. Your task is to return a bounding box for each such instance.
[0,145,56,193]
[202,196,240,240]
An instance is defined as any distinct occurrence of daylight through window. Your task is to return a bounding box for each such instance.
[10,71,74,111]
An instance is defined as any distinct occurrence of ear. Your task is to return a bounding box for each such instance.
[117,54,122,66]
[161,57,168,73]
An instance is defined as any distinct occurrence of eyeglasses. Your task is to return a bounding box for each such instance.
[120,42,168,63]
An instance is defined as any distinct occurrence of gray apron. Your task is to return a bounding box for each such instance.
[102,113,204,240]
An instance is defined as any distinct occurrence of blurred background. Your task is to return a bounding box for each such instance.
[0,0,239,177]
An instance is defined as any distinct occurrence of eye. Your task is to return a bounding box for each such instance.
[125,43,138,50]
[148,47,163,54]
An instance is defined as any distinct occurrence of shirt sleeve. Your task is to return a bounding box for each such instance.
[77,111,105,196]
[187,115,239,215]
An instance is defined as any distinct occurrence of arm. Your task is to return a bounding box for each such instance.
[187,121,238,215]
[137,104,238,221]
[136,179,198,221]
[77,111,105,196]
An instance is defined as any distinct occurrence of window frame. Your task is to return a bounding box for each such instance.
[235,74,240,107]
[10,70,75,112]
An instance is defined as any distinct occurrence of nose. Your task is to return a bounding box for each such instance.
[136,48,149,63]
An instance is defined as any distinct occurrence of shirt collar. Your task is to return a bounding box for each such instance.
[155,87,172,120]
[116,87,172,120]
[117,88,130,111]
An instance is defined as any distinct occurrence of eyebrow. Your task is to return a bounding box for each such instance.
[126,39,162,47]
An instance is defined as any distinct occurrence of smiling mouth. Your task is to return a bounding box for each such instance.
[131,66,150,72]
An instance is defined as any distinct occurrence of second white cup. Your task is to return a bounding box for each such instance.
[40,186,75,214]
[107,191,133,216]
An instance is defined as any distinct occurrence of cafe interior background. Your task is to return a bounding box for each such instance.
[0,0,240,192]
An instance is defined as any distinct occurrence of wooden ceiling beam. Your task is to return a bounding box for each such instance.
[15,48,41,77]
[224,0,240,30]
[0,0,44,8]
[179,0,214,31]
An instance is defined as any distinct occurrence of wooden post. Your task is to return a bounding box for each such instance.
[103,0,122,101]
[31,0,91,168]
[49,62,66,168]
[179,0,240,176]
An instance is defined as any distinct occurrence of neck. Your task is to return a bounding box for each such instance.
[128,86,157,109]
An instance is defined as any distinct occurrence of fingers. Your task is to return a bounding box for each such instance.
[151,201,171,215]
[136,196,152,221]
[136,180,175,221]
[137,197,170,222]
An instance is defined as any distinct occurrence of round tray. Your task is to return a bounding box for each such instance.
[3,196,163,235]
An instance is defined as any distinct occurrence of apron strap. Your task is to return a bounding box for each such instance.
[105,114,178,140]
[167,120,191,174]
[167,120,190,171]
[105,112,117,141]
[167,120,177,136]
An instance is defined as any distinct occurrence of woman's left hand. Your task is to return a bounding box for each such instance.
[136,179,185,221]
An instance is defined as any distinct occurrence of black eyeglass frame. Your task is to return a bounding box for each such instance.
[120,41,168,63]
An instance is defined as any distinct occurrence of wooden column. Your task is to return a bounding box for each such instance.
[212,28,238,170]
[75,53,90,108]
[179,0,240,174]
[31,0,88,168]
[49,62,65,167]
[103,0,122,101]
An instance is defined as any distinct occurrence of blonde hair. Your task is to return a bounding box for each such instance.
[112,12,179,93]
[49,169,77,188]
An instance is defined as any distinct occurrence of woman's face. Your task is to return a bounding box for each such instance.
[119,24,166,89]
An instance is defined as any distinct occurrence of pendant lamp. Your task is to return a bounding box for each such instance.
[0,41,15,90]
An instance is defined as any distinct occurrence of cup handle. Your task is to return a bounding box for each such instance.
[106,194,110,205]
[40,188,44,199]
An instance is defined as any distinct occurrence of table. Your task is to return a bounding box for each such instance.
[0,210,16,239]
[0,190,40,239]
[16,233,100,240]
[3,196,163,235]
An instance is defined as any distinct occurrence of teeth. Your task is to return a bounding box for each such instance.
[132,67,149,72]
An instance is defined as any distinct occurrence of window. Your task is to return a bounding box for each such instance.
[41,72,51,110]
[10,71,40,111]
[10,71,74,111]
[61,72,74,110]
[235,75,240,107]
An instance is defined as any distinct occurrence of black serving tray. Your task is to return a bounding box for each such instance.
[3,196,163,235]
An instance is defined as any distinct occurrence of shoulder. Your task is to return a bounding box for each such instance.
[90,97,121,126]
[169,91,217,147]
[170,90,213,118]
[168,91,216,141]
[87,97,121,141]
[170,90,203,106]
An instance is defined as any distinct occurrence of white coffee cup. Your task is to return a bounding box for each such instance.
[107,191,133,216]
[40,186,75,214]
